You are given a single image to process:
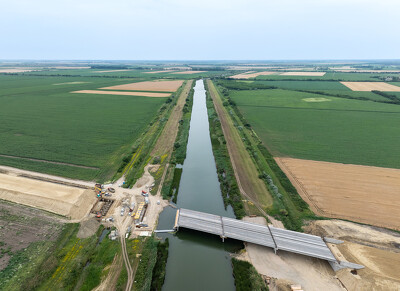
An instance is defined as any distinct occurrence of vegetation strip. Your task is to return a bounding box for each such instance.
[231,258,268,291]
[161,81,195,201]
[204,80,246,218]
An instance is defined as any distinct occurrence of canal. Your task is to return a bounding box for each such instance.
[157,79,238,290]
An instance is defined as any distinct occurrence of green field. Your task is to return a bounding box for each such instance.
[15,68,228,79]
[0,75,168,180]
[229,88,400,169]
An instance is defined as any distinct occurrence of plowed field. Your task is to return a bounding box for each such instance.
[341,82,400,91]
[101,80,184,92]
[276,157,400,230]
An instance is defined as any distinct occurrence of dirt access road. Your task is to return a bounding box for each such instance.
[207,79,273,213]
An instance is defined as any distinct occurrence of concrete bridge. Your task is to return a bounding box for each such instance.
[173,208,363,270]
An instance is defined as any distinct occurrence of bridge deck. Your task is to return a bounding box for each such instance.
[176,208,336,262]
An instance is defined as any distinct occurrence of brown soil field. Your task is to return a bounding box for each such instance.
[0,201,63,270]
[230,71,276,79]
[305,220,400,291]
[276,157,400,230]
[144,70,176,74]
[280,72,326,76]
[0,173,96,220]
[341,81,400,91]
[100,80,184,92]
[171,71,207,74]
[71,90,171,97]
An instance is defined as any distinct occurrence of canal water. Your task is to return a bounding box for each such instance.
[157,80,238,291]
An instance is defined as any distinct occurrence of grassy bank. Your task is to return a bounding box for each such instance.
[160,82,195,202]
[128,236,169,291]
[231,258,268,291]
[204,80,246,218]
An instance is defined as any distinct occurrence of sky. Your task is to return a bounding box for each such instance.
[0,0,399,60]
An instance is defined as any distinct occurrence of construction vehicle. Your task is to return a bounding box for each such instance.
[96,212,102,218]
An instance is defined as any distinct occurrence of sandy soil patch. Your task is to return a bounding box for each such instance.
[276,157,400,230]
[100,80,184,92]
[341,81,400,91]
[53,81,91,85]
[302,97,331,102]
[305,220,400,291]
[93,69,131,73]
[0,173,96,220]
[77,217,100,238]
[230,71,276,79]
[171,71,207,74]
[280,72,326,76]
[71,90,171,97]
[144,70,176,74]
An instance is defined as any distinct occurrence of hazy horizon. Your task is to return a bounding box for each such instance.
[1,0,399,60]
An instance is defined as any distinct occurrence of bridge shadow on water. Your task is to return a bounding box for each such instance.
[174,227,244,253]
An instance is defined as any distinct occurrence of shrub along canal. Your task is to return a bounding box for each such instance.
[157,79,240,290]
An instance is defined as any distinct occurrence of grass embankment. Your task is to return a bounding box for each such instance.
[212,80,316,231]
[204,81,246,218]
[161,83,195,201]
[232,258,268,291]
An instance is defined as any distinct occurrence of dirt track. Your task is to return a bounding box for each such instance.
[341,81,400,91]
[101,80,184,92]
[152,80,193,156]
[276,157,400,230]
[71,90,171,97]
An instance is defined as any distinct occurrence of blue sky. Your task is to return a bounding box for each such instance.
[0,0,398,60]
